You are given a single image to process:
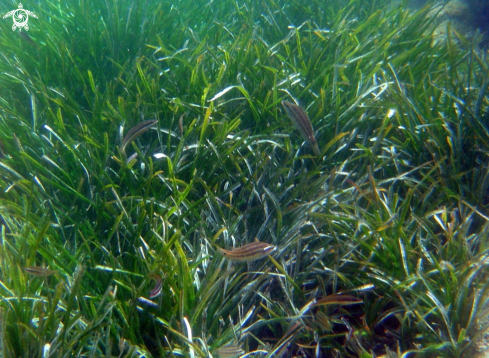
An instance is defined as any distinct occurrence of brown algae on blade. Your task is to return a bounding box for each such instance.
[281,100,320,156]
[216,241,276,263]
[120,119,158,154]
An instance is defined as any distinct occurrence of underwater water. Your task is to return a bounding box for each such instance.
[0,0,488,357]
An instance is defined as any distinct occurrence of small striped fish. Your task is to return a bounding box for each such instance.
[281,100,320,156]
[314,311,333,332]
[313,294,363,306]
[149,275,162,299]
[217,241,276,263]
[120,119,158,154]
[216,344,245,358]
[24,266,57,277]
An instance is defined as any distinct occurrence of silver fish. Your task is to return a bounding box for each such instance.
[281,100,320,156]
[217,241,276,263]
[216,344,245,358]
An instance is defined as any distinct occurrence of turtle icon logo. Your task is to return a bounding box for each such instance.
[2,3,38,32]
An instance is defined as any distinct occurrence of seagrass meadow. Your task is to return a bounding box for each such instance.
[0,0,488,356]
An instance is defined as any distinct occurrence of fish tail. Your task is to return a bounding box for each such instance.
[312,142,320,156]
